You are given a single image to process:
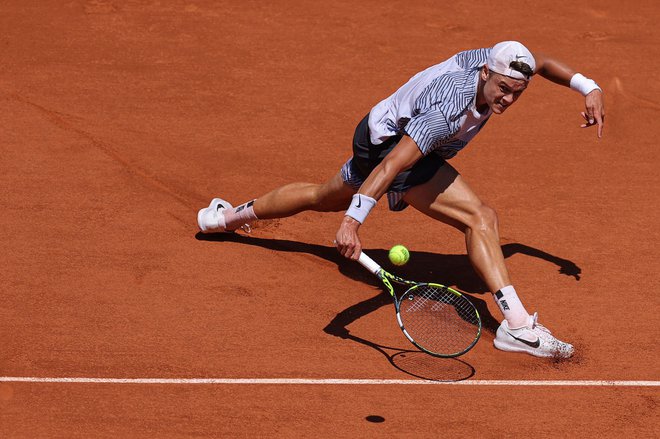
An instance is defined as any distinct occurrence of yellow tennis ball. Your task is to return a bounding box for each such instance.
[388,245,410,266]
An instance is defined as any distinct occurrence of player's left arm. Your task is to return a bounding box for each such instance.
[532,52,605,138]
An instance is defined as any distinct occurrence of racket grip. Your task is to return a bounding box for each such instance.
[357,251,382,275]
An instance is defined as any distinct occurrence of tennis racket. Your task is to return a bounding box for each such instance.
[357,251,481,358]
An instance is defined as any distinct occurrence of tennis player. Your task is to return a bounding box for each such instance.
[198,41,604,359]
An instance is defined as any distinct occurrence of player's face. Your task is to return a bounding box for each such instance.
[481,68,528,114]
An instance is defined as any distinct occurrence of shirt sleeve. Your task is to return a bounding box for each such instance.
[403,107,453,156]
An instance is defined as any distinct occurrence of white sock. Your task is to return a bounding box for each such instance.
[493,285,530,328]
[223,200,258,231]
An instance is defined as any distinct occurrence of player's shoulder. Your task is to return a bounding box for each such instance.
[453,48,491,69]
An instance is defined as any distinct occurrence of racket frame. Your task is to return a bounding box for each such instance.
[358,251,481,357]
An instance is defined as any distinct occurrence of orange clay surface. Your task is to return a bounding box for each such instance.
[1,1,659,437]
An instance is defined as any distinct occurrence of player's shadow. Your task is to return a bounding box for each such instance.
[196,232,581,379]
[196,232,580,332]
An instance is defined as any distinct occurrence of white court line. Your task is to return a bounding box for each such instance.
[1,377,658,386]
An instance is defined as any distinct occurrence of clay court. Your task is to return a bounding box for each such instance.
[1,0,659,437]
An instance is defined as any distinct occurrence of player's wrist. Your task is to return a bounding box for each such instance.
[341,215,361,228]
[570,73,601,96]
[345,193,377,224]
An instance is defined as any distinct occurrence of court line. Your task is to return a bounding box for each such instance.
[1,377,658,386]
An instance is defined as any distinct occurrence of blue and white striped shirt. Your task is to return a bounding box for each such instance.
[368,48,491,159]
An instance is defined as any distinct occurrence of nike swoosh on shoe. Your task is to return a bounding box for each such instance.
[506,332,541,348]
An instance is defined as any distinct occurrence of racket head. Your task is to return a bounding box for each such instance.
[394,283,481,358]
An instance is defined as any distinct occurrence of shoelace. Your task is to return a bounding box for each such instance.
[531,313,573,356]
[530,312,552,334]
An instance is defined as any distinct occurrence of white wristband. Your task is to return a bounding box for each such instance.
[345,194,377,224]
[570,73,601,96]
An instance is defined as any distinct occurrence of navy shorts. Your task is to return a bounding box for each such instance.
[341,114,445,211]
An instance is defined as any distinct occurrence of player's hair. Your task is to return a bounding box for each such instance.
[509,60,534,77]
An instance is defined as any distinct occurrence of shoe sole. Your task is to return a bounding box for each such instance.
[493,338,554,358]
[494,338,573,359]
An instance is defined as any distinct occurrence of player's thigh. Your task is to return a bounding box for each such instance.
[314,171,357,212]
[403,163,488,231]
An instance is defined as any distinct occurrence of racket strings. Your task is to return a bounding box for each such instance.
[399,284,480,356]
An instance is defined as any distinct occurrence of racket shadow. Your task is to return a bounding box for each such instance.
[349,332,475,382]
[323,291,476,382]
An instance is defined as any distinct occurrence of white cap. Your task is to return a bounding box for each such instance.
[487,41,536,81]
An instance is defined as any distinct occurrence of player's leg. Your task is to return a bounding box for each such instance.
[199,114,370,234]
[403,163,514,297]
[253,171,356,219]
[197,171,356,233]
[403,164,573,358]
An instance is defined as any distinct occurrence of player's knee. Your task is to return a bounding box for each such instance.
[467,204,499,234]
[311,184,354,212]
[310,187,341,212]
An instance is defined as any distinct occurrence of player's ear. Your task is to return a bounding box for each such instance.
[481,65,490,82]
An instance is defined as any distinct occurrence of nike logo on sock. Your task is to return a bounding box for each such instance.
[506,332,541,348]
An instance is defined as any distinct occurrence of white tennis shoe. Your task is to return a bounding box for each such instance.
[494,312,574,358]
[197,198,233,233]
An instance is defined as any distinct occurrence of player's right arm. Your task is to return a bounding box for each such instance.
[335,135,423,260]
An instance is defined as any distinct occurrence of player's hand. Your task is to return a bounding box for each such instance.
[335,216,362,260]
[581,89,605,138]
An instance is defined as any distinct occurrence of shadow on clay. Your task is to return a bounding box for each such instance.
[196,233,581,380]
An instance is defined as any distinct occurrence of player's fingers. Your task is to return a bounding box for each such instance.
[580,111,601,129]
[585,108,595,125]
[596,104,605,138]
[336,240,358,259]
[334,238,348,257]
[595,113,604,138]
[341,243,354,258]
[348,244,361,260]
[343,246,356,259]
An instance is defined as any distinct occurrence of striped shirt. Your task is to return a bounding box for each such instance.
[368,48,492,159]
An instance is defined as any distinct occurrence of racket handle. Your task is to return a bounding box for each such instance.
[357,251,382,275]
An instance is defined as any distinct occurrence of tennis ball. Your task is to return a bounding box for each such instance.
[388,245,410,266]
